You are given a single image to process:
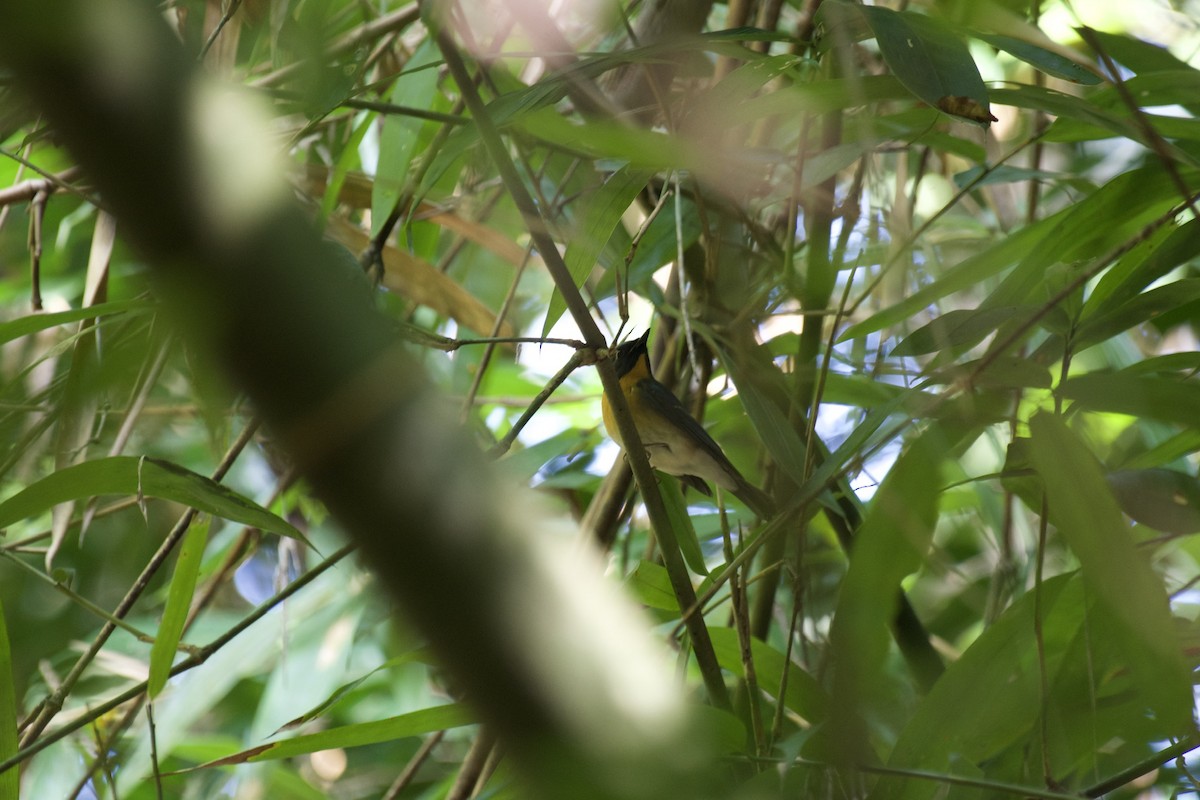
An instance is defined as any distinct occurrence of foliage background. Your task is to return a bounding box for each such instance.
[1,0,1200,798]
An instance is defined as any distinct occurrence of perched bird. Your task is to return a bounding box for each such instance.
[601,330,774,517]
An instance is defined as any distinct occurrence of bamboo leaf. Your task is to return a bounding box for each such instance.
[827,432,943,760]
[1060,373,1200,428]
[628,561,680,612]
[148,517,210,698]
[187,704,471,770]
[0,457,303,541]
[0,299,151,346]
[543,167,651,336]
[861,5,996,124]
[875,575,1082,800]
[1027,413,1192,733]
[372,41,440,236]
[973,32,1100,84]
[709,627,829,723]
[658,476,710,576]
[891,307,1028,357]
[1107,469,1200,535]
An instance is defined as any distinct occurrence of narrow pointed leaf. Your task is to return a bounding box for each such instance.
[188,704,470,769]
[1027,413,1192,732]
[1060,373,1200,428]
[148,517,210,697]
[827,432,943,759]
[0,457,302,541]
[543,167,652,336]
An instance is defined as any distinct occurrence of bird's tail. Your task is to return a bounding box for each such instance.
[733,479,775,519]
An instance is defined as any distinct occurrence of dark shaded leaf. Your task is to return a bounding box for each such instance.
[861,6,996,124]
[892,307,1026,357]
[973,32,1100,84]
[1107,469,1200,534]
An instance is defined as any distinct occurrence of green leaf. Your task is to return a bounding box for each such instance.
[1084,29,1197,76]
[717,349,809,489]
[875,575,1082,800]
[1118,429,1200,471]
[827,432,943,760]
[972,32,1100,84]
[1060,373,1200,428]
[927,356,1052,389]
[543,167,652,336]
[658,475,709,576]
[273,649,437,734]
[1107,469,1200,535]
[993,85,1200,166]
[839,216,1051,341]
[193,705,471,768]
[1027,413,1192,733]
[0,457,303,541]
[1075,279,1200,351]
[0,299,151,346]
[708,627,829,723]
[891,307,1028,357]
[149,517,210,697]
[0,597,17,800]
[952,163,1066,188]
[1085,218,1200,315]
[736,74,913,123]
[627,561,680,612]
[982,166,1187,312]
[861,6,996,124]
[372,41,440,236]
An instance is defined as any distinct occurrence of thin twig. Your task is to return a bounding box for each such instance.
[488,350,587,458]
[198,0,243,61]
[28,188,46,311]
[148,701,164,800]
[382,730,445,800]
[1080,26,1198,219]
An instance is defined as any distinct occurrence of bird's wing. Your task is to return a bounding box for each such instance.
[634,378,741,478]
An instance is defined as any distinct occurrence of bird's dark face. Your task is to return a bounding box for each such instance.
[613,331,651,379]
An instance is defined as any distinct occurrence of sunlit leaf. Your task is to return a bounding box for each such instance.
[0,457,302,540]
[544,167,651,337]
[188,704,471,769]
[1060,373,1200,428]
[148,517,210,698]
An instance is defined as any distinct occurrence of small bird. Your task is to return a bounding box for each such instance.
[601,330,774,517]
